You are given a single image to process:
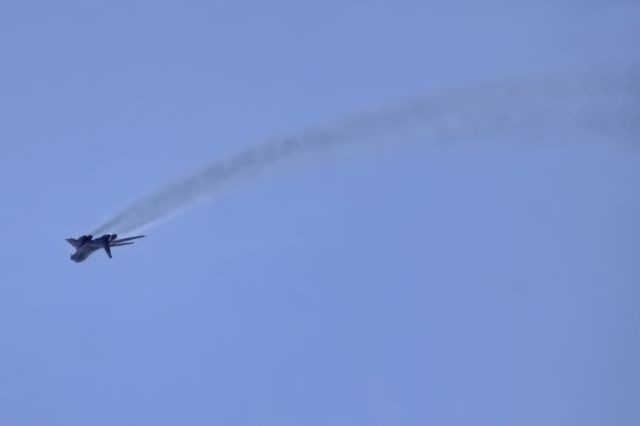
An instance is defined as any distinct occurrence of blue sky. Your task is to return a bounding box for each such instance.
[0,1,639,425]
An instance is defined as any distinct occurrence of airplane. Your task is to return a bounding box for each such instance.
[66,233,145,263]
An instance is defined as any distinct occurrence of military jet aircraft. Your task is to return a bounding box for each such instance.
[66,233,145,263]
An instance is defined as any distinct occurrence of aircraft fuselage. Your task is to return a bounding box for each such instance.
[66,233,145,263]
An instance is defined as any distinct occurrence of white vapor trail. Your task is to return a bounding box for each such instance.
[92,72,639,235]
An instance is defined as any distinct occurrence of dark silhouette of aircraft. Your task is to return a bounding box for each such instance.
[66,234,145,263]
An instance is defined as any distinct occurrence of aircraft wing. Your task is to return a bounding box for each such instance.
[111,242,135,247]
[113,235,145,244]
[104,243,112,258]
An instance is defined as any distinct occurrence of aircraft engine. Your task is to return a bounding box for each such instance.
[110,234,118,241]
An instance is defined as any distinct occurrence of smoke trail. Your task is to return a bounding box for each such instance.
[92,72,639,235]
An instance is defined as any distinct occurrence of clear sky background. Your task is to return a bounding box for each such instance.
[0,1,639,425]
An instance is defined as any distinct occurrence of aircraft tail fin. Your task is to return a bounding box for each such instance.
[66,238,81,248]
